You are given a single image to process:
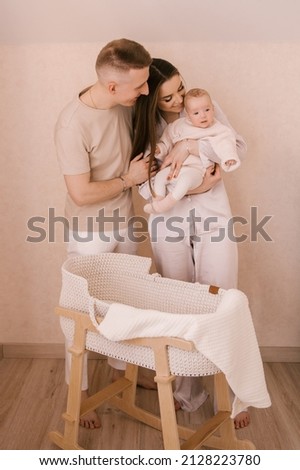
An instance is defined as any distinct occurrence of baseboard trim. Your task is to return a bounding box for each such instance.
[260,346,300,363]
[1,343,299,363]
[2,343,65,359]
[1,343,103,360]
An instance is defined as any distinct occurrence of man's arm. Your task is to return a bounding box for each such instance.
[64,153,156,206]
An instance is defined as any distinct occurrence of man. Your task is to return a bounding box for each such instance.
[55,38,155,429]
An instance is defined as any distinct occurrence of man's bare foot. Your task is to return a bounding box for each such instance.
[79,390,101,429]
[234,410,250,429]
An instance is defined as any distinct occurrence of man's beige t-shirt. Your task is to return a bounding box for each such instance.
[55,91,134,233]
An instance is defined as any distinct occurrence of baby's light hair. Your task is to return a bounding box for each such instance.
[185,88,210,98]
[184,87,212,104]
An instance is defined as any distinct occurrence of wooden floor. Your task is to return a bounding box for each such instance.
[0,357,299,450]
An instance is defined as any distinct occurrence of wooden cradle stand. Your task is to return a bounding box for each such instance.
[49,253,255,450]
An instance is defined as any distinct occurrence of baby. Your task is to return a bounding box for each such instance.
[144,88,240,214]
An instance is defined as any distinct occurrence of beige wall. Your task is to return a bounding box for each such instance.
[0,3,299,351]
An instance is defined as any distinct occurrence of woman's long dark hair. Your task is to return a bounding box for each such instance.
[131,58,180,190]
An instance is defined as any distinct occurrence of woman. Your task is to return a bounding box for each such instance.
[132,58,249,429]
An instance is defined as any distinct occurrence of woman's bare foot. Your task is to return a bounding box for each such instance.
[79,390,101,429]
[234,410,250,429]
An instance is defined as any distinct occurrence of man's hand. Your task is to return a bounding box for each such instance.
[124,153,158,187]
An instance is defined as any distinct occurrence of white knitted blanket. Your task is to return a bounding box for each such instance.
[98,289,271,418]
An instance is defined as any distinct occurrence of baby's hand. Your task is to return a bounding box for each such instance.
[225,159,237,167]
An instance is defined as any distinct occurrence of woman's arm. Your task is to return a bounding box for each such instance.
[187,164,221,195]
[159,137,203,180]
[138,162,221,200]
[159,139,191,179]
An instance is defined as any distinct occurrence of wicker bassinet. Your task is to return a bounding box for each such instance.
[59,252,224,376]
[49,252,259,450]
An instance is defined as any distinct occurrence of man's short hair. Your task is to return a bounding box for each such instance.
[96,38,152,77]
